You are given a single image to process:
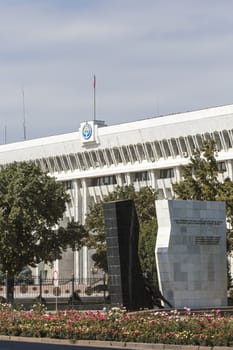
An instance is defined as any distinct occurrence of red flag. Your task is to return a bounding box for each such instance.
[93,75,96,89]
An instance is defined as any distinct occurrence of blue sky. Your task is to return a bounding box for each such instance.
[0,0,233,143]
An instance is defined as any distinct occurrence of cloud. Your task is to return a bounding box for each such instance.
[0,0,233,143]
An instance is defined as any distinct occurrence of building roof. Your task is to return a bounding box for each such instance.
[0,103,233,168]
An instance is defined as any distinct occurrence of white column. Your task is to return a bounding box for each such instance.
[83,247,88,280]
[81,178,88,224]
[126,172,132,185]
[54,259,59,279]
[81,178,88,279]
[117,174,123,187]
[227,160,233,180]
[74,250,80,280]
[73,180,79,221]
[175,166,182,183]
[150,170,156,189]
[74,179,80,280]
[34,266,39,284]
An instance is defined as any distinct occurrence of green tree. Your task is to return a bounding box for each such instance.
[173,139,219,201]
[173,140,233,285]
[172,139,233,233]
[138,218,158,284]
[85,185,157,275]
[0,162,86,299]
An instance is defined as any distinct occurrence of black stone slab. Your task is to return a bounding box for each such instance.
[104,199,152,311]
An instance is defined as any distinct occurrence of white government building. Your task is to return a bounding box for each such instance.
[1,104,233,280]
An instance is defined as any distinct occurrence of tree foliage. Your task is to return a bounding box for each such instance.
[138,218,158,284]
[173,139,220,200]
[0,162,86,276]
[173,139,233,253]
[85,185,157,273]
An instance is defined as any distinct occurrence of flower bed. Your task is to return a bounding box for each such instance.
[1,304,233,346]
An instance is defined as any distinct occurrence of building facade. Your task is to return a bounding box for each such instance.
[1,104,233,279]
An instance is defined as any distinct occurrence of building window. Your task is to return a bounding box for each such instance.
[170,139,179,156]
[179,137,187,154]
[136,144,146,161]
[55,156,64,171]
[195,134,203,149]
[84,152,92,168]
[165,188,172,199]
[157,189,165,200]
[159,168,174,179]
[122,146,130,163]
[63,181,73,190]
[129,145,137,162]
[217,162,226,172]
[222,130,232,148]
[105,149,114,165]
[62,155,70,170]
[40,270,47,280]
[213,132,222,151]
[91,175,117,186]
[120,173,127,184]
[134,171,150,182]
[162,139,171,157]
[145,142,154,159]
[97,150,105,167]
[113,148,122,163]
[69,154,78,170]
[204,132,211,141]
[77,153,85,169]
[187,136,195,152]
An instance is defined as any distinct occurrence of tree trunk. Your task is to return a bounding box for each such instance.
[5,273,14,304]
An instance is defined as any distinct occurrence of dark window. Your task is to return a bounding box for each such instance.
[62,155,70,170]
[129,145,137,162]
[113,148,122,163]
[159,168,174,179]
[187,136,195,152]
[145,142,154,158]
[84,152,92,167]
[223,130,232,148]
[153,141,162,158]
[69,154,78,169]
[97,150,105,166]
[217,162,226,172]
[171,139,179,156]
[137,144,146,161]
[179,137,187,153]
[122,146,130,163]
[162,140,171,157]
[63,181,73,190]
[105,149,113,165]
[91,175,117,186]
[213,132,222,151]
[134,171,149,181]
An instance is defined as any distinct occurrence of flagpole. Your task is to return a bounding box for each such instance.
[22,88,26,140]
[4,123,7,144]
[93,75,96,122]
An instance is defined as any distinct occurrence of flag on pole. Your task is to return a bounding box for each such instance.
[93,75,96,121]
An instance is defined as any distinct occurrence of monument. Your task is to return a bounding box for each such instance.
[155,200,227,308]
[104,200,153,311]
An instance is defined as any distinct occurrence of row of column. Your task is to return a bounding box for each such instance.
[55,157,233,280]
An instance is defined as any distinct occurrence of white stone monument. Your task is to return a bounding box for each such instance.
[155,200,227,308]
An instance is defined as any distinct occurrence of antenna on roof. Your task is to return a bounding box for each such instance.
[22,88,26,140]
[4,123,7,144]
[93,74,96,122]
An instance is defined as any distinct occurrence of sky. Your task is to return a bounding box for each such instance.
[0,0,233,144]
